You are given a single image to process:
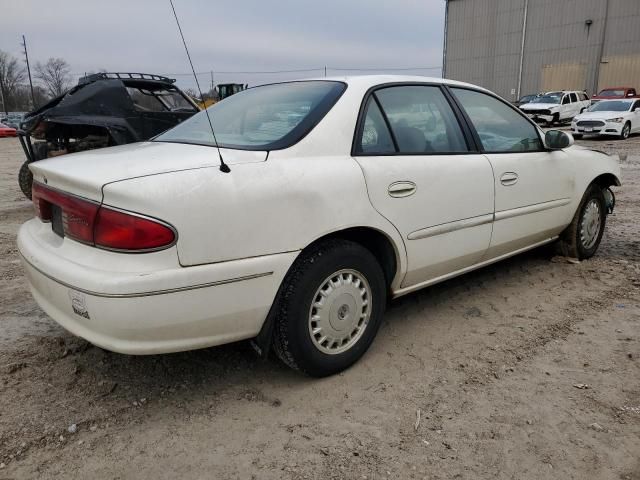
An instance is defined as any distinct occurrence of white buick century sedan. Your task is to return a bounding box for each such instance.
[19,76,621,376]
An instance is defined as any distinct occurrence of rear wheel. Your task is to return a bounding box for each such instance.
[620,122,631,140]
[272,239,387,377]
[559,184,607,260]
[18,161,33,199]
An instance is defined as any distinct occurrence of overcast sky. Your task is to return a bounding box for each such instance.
[1,0,445,90]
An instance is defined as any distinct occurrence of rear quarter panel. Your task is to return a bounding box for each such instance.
[101,154,407,287]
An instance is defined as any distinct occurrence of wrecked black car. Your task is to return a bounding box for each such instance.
[18,72,199,198]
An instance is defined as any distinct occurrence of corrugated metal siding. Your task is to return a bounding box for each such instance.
[598,54,640,90]
[444,0,640,99]
[540,63,587,91]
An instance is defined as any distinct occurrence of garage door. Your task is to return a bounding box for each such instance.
[540,63,587,92]
[598,54,640,91]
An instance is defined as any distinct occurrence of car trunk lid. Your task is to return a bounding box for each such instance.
[29,141,267,201]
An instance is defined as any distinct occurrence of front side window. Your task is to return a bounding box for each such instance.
[562,95,570,105]
[355,85,468,154]
[156,81,345,150]
[451,88,543,152]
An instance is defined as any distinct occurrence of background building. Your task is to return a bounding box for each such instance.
[442,0,640,100]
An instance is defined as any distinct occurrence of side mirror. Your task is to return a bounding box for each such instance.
[545,130,574,150]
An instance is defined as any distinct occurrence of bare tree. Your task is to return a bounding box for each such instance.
[35,57,72,97]
[0,50,26,113]
[183,87,199,99]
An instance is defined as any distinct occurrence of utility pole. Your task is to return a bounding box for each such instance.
[0,85,7,115]
[21,35,36,109]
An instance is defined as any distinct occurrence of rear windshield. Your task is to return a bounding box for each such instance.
[155,81,346,150]
[598,89,625,97]
[588,100,632,112]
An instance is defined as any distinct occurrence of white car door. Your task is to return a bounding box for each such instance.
[632,100,640,131]
[449,88,576,259]
[353,85,494,287]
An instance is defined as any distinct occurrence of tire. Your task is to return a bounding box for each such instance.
[272,239,387,377]
[547,113,559,127]
[18,161,33,200]
[559,184,607,260]
[619,122,631,140]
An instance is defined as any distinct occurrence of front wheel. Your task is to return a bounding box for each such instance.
[559,184,607,260]
[272,239,387,377]
[619,122,631,140]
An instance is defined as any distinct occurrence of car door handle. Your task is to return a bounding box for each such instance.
[500,172,518,186]
[388,181,417,198]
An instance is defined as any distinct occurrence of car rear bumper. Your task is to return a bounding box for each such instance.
[18,218,298,354]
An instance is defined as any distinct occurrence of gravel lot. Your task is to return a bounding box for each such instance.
[0,135,639,479]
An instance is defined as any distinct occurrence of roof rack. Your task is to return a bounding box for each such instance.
[78,72,176,85]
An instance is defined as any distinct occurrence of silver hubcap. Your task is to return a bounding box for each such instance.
[622,125,630,138]
[308,269,372,355]
[580,199,602,250]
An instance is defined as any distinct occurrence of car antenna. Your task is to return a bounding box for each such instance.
[169,0,230,173]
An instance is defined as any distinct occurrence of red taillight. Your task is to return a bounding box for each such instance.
[32,182,175,252]
[94,208,175,251]
[32,182,98,244]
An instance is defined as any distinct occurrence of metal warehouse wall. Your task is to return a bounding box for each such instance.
[443,0,640,100]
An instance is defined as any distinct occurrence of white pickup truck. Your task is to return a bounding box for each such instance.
[520,90,591,125]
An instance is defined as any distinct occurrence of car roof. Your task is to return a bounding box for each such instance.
[267,75,492,93]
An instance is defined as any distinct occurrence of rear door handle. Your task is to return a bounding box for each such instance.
[500,172,518,186]
[388,181,417,198]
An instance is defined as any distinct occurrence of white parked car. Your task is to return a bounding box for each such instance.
[18,76,620,376]
[520,90,590,125]
[571,98,640,139]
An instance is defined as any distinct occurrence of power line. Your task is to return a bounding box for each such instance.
[69,65,442,77]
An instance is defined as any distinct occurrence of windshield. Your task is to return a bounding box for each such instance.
[598,89,625,97]
[588,100,632,112]
[126,86,197,113]
[532,94,561,104]
[155,81,346,150]
[519,95,535,103]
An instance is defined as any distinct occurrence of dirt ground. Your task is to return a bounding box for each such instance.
[0,134,638,480]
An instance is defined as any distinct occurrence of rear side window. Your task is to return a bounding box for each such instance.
[451,88,543,152]
[570,93,578,103]
[355,85,468,154]
[357,98,395,154]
